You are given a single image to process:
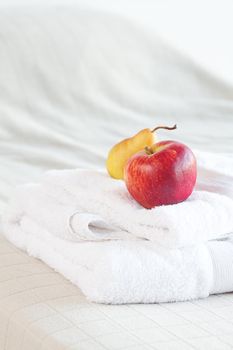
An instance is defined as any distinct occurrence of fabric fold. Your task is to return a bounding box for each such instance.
[68,211,138,242]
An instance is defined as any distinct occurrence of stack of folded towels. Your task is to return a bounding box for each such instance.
[2,151,233,304]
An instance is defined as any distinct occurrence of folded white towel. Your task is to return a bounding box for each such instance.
[3,213,214,303]
[2,151,233,303]
[5,166,233,249]
[4,195,233,304]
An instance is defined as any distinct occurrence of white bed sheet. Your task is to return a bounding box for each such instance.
[0,3,233,350]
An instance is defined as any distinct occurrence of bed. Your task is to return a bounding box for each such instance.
[1,3,233,350]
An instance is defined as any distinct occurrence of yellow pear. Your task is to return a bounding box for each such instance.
[106,124,177,179]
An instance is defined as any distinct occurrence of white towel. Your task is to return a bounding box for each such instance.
[5,203,233,304]
[2,150,233,303]
[3,213,214,304]
[4,196,233,303]
[4,165,233,249]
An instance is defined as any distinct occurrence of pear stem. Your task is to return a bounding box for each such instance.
[145,146,153,155]
[151,124,177,133]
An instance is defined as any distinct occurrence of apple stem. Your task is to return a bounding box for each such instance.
[145,146,153,155]
[151,124,177,133]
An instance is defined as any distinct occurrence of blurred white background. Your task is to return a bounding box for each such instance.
[0,0,233,84]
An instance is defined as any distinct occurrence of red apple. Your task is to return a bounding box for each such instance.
[124,140,197,209]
